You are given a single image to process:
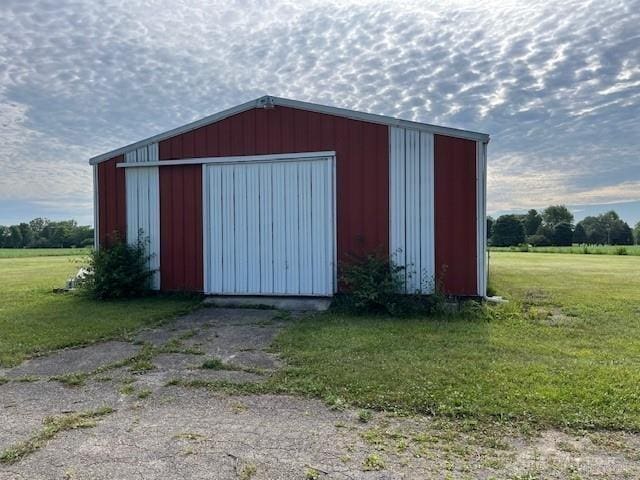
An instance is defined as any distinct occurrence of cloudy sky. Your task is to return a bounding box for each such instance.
[1,0,639,226]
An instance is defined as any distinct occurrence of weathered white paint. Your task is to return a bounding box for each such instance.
[125,166,160,289]
[203,154,335,296]
[124,143,159,163]
[476,141,488,297]
[390,127,435,293]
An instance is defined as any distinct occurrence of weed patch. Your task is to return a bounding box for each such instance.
[0,407,114,464]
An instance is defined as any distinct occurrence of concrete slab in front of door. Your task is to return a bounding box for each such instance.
[203,295,331,311]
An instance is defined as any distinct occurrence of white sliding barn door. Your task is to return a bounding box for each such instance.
[204,155,336,296]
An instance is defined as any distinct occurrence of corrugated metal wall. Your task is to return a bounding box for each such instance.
[203,156,335,296]
[159,164,204,291]
[97,155,126,246]
[125,143,161,289]
[389,127,435,293]
[157,106,388,292]
[125,167,160,289]
[434,134,477,295]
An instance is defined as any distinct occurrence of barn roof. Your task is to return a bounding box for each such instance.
[89,95,490,165]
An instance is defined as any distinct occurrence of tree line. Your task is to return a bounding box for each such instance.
[489,205,640,247]
[0,218,94,248]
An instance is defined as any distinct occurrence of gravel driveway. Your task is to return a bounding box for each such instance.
[1,307,638,479]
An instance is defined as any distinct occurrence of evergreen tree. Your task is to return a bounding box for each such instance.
[491,215,526,247]
[573,223,587,244]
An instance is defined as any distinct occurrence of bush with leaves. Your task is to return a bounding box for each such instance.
[79,235,154,299]
[335,252,444,316]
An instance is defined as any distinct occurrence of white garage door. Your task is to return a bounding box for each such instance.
[203,154,336,296]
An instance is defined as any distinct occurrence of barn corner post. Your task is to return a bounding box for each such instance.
[476,140,489,298]
[92,163,99,250]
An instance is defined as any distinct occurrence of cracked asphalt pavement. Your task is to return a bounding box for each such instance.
[1,307,638,479]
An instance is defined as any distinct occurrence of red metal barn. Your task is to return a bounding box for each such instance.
[90,96,489,297]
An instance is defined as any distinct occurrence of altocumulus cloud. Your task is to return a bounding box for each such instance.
[0,0,639,224]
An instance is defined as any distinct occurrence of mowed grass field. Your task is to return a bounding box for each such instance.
[272,252,640,430]
[2,249,639,431]
[0,251,199,367]
[0,248,92,258]
[490,244,640,255]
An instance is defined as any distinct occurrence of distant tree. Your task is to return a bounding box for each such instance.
[491,215,526,247]
[0,226,9,248]
[634,221,640,245]
[612,222,634,245]
[575,212,633,245]
[18,222,34,247]
[486,216,494,241]
[534,224,553,245]
[8,225,23,248]
[522,209,543,236]
[573,223,587,244]
[542,205,574,228]
[580,215,607,244]
[29,217,49,238]
[0,218,93,248]
[551,222,573,246]
[527,234,551,246]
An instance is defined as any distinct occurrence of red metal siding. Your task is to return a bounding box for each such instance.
[434,135,477,295]
[97,155,126,246]
[159,165,203,291]
[158,106,389,292]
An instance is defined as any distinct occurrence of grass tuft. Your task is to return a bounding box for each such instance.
[50,372,88,387]
[0,407,114,464]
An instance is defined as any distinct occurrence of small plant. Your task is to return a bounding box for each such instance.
[357,409,373,423]
[137,389,152,399]
[79,233,154,300]
[129,359,155,373]
[615,247,628,255]
[201,358,227,370]
[239,463,257,480]
[50,372,88,387]
[338,252,405,315]
[336,252,445,316]
[119,383,135,395]
[305,467,320,479]
[362,453,385,471]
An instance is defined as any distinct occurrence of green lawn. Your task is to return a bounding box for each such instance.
[490,244,640,255]
[0,252,199,367]
[0,248,93,258]
[272,252,640,431]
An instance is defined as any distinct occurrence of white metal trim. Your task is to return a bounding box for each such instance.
[89,96,490,165]
[476,141,488,297]
[115,151,337,168]
[331,155,338,293]
[202,163,209,294]
[93,165,99,250]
